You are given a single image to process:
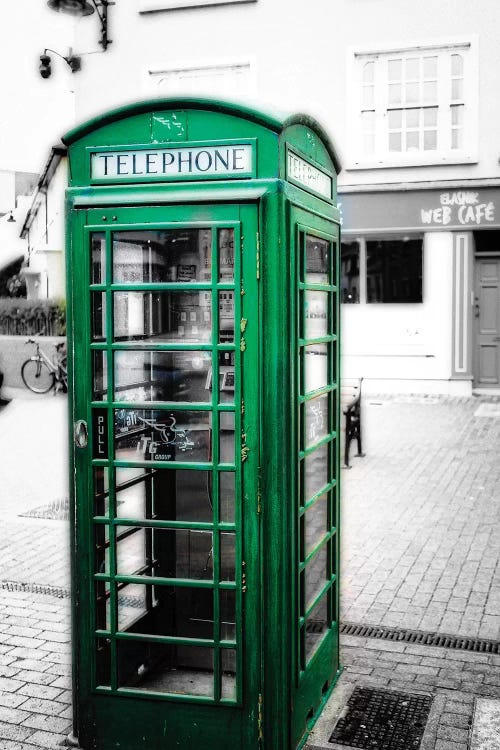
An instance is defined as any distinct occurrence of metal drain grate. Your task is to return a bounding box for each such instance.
[340,621,500,654]
[329,687,433,749]
[0,580,70,598]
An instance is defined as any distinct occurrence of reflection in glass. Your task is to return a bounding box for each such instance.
[113,229,212,283]
[92,293,106,341]
[219,472,235,523]
[94,524,110,575]
[305,291,329,339]
[94,467,109,516]
[220,589,236,641]
[95,583,110,631]
[114,350,211,403]
[305,395,329,449]
[303,444,329,502]
[305,595,328,663]
[92,350,108,401]
[115,467,213,523]
[117,584,213,641]
[91,233,106,284]
[221,649,237,700]
[114,409,211,463]
[341,242,360,303]
[219,291,234,343]
[219,229,234,281]
[306,235,329,284]
[113,291,211,343]
[305,545,328,610]
[220,533,235,582]
[304,494,328,557]
[117,641,214,696]
[95,637,111,686]
[304,344,328,394]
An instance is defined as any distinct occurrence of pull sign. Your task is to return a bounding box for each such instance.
[92,409,108,459]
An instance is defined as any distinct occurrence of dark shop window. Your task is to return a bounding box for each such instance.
[366,239,422,303]
[341,242,360,303]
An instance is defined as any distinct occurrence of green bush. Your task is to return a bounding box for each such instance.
[0,297,66,336]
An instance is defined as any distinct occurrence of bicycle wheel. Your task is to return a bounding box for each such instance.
[21,357,55,393]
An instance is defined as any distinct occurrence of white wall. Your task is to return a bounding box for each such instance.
[341,231,456,390]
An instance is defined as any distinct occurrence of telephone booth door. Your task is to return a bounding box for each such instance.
[70,202,261,750]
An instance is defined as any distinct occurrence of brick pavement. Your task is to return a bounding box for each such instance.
[1,391,500,748]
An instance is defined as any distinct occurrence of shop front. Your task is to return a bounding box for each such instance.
[340,185,500,394]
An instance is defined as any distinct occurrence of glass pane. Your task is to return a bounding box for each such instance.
[116,526,148,576]
[117,641,214,696]
[114,350,211,403]
[116,467,213,522]
[306,235,330,284]
[451,129,462,150]
[451,53,463,76]
[220,472,235,523]
[388,83,401,105]
[387,58,402,81]
[113,229,212,283]
[366,239,423,303]
[424,130,437,150]
[95,637,110,686]
[113,291,211,343]
[94,467,109,516]
[94,524,110,575]
[406,131,419,151]
[91,233,106,284]
[305,545,328,610]
[405,109,419,128]
[114,409,211,463]
[220,589,236,641]
[92,293,106,341]
[305,394,329,449]
[305,595,328,663]
[405,58,419,80]
[219,291,235,343]
[304,344,328,394]
[451,78,463,100]
[118,584,214,641]
[219,228,235,281]
[405,82,419,104]
[304,493,328,556]
[423,80,437,102]
[305,291,329,339]
[92,350,108,401]
[362,60,375,83]
[389,132,402,152]
[303,444,329,502]
[387,110,402,129]
[221,650,237,700]
[423,56,437,78]
[341,242,360,303]
[220,418,235,464]
[95,582,110,630]
[424,107,438,127]
[362,85,374,109]
[220,533,235,582]
[451,104,463,126]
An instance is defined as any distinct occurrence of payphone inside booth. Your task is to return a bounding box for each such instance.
[64,98,341,750]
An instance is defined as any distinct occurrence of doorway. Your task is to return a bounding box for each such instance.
[473,231,500,388]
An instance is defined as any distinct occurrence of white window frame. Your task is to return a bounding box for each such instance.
[139,0,256,12]
[142,56,257,99]
[346,37,478,170]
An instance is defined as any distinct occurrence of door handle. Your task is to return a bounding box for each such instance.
[74,420,88,448]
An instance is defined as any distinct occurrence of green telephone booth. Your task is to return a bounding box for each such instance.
[64,98,341,750]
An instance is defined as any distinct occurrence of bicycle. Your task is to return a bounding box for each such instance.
[21,338,68,394]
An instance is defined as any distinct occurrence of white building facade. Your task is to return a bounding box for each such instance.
[31,0,500,394]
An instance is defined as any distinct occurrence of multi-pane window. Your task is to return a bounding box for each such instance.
[341,238,423,303]
[355,43,472,164]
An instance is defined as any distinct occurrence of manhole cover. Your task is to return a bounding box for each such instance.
[329,687,433,749]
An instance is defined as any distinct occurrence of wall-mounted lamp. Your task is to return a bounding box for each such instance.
[47,0,112,51]
[7,212,16,223]
[39,48,81,79]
